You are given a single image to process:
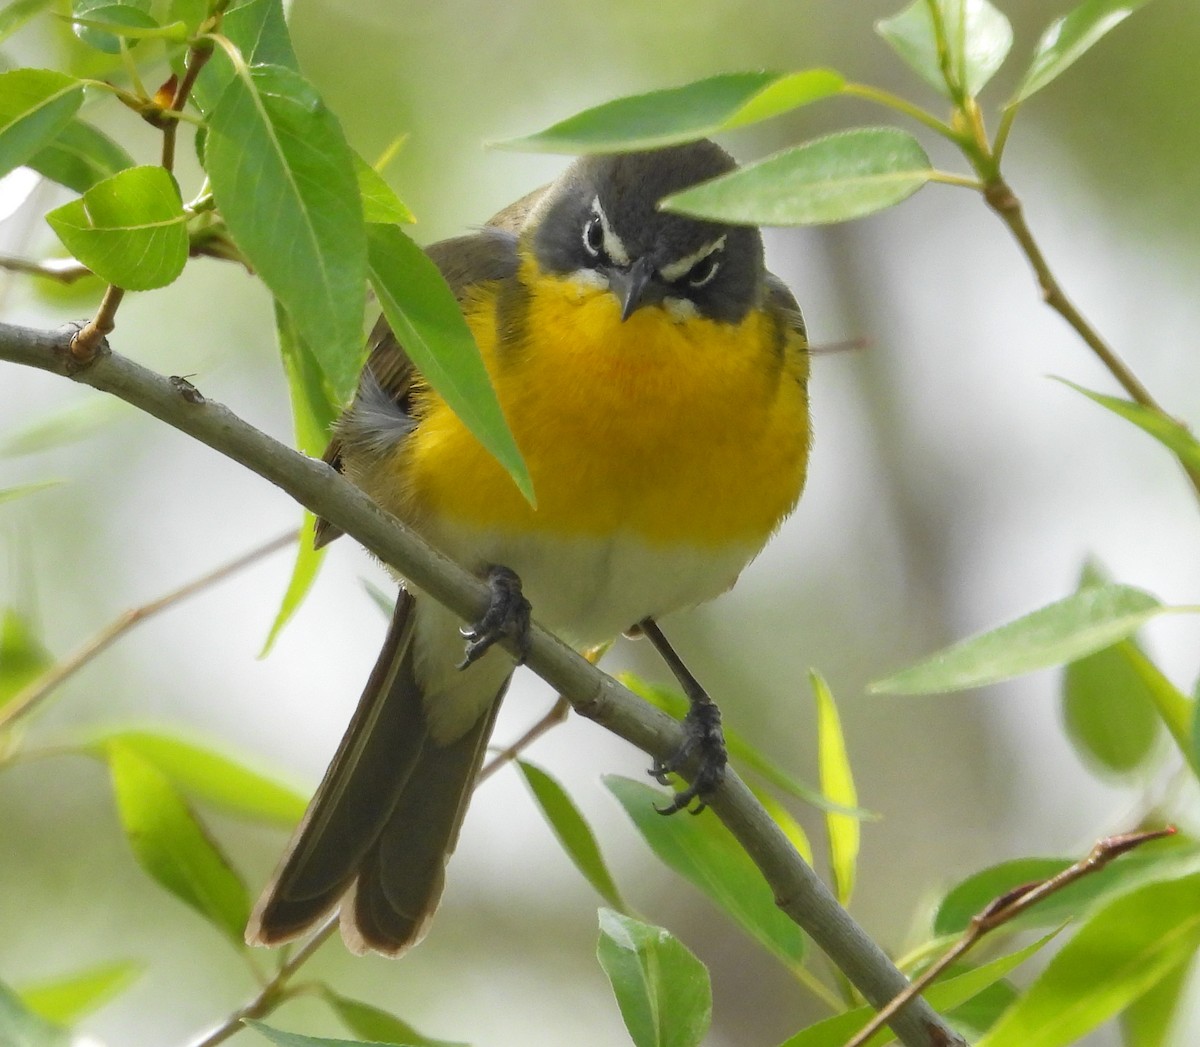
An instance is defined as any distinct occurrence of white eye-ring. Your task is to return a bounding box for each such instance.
[582,214,604,257]
[685,255,720,288]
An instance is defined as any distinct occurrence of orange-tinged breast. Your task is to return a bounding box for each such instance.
[405,264,810,549]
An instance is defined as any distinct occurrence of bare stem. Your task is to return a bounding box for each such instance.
[842,827,1175,1047]
[0,254,94,283]
[161,44,213,172]
[0,529,297,733]
[479,696,571,783]
[70,285,125,362]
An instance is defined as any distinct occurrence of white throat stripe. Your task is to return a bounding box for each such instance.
[659,235,727,283]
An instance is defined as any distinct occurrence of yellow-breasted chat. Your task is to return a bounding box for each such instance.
[246,139,811,956]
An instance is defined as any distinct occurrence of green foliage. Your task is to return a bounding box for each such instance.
[0,981,71,1047]
[518,759,628,912]
[46,165,189,289]
[0,69,84,180]
[17,961,143,1024]
[811,671,858,906]
[320,990,468,1047]
[25,118,134,193]
[877,0,1013,97]
[246,1022,404,1047]
[0,609,52,710]
[596,909,711,1047]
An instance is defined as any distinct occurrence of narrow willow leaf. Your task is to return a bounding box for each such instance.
[662,128,932,227]
[0,481,62,507]
[321,989,468,1047]
[205,62,366,402]
[877,0,1013,97]
[45,165,189,290]
[780,933,1055,1047]
[1062,562,1159,775]
[192,0,300,114]
[870,584,1169,695]
[26,118,134,193]
[247,1022,397,1047]
[261,513,325,657]
[597,909,711,1047]
[934,835,1200,937]
[1056,378,1200,473]
[497,70,845,154]
[0,0,55,45]
[1012,0,1155,105]
[367,222,533,502]
[96,730,306,826]
[70,0,156,54]
[1120,955,1194,1047]
[606,775,806,970]
[811,671,858,906]
[518,759,627,912]
[0,981,70,1047]
[0,69,85,180]
[977,873,1200,1047]
[620,674,871,818]
[107,743,252,943]
[947,978,1019,1040]
[18,960,143,1024]
[363,579,397,618]
[1113,642,1194,766]
[0,608,52,710]
[355,154,415,224]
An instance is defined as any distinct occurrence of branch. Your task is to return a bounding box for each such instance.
[0,320,963,1047]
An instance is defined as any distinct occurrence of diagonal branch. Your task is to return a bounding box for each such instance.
[0,320,963,1047]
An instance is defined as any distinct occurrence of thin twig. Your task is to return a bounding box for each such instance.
[0,528,297,733]
[479,696,571,783]
[0,324,962,1047]
[70,285,125,362]
[188,918,338,1047]
[0,254,94,284]
[161,43,213,172]
[841,827,1175,1047]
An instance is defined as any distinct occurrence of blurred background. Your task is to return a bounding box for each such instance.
[2,0,1200,1044]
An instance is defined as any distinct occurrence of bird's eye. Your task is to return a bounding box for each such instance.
[582,215,605,259]
[686,255,720,288]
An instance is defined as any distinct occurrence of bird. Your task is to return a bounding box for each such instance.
[246,139,812,957]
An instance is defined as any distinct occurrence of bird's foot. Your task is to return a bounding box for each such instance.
[458,564,532,669]
[651,696,727,815]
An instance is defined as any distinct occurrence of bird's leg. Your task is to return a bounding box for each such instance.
[637,618,727,815]
[458,565,532,669]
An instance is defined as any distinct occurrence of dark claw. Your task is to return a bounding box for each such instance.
[651,696,726,815]
[457,564,532,670]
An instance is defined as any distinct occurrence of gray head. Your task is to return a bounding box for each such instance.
[528,141,764,324]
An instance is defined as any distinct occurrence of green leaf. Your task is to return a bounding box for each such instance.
[246,1021,408,1047]
[946,978,1019,1040]
[25,117,135,193]
[1062,562,1160,775]
[605,775,807,971]
[205,62,365,402]
[518,759,627,912]
[877,0,1013,97]
[0,981,70,1047]
[1,398,125,457]
[0,0,56,45]
[45,165,189,290]
[497,70,845,154]
[620,674,872,818]
[0,69,85,181]
[977,872,1200,1047]
[96,729,305,826]
[0,608,52,710]
[780,933,1055,1047]
[870,584,1170,695]
[18,960,143,1024]
[366,222,533,502]
[933,835,1200,938]
[662,128,932,227]
[107,742,252,943]
[363,579,397,618]
[811,671,858,905]
[321,990,468,1047]
[355,153,415,224]
[1012,0,1155,105]
[1120,954,1194,1047]
[597,909,711,1047]
[1057,378,1200,474]
[261,513,325,657]
[0,481,63,507]
[70,0,157,54]
[192,0,300,114]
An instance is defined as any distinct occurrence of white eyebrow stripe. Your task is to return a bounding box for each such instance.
[592,197,630,266]
[659,235,727,283]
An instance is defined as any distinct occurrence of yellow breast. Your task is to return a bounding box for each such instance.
[404,260,811,550]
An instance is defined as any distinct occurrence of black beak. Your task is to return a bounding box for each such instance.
[613,256,657,322]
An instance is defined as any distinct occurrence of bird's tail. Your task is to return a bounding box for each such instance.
[246,589,508,955]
